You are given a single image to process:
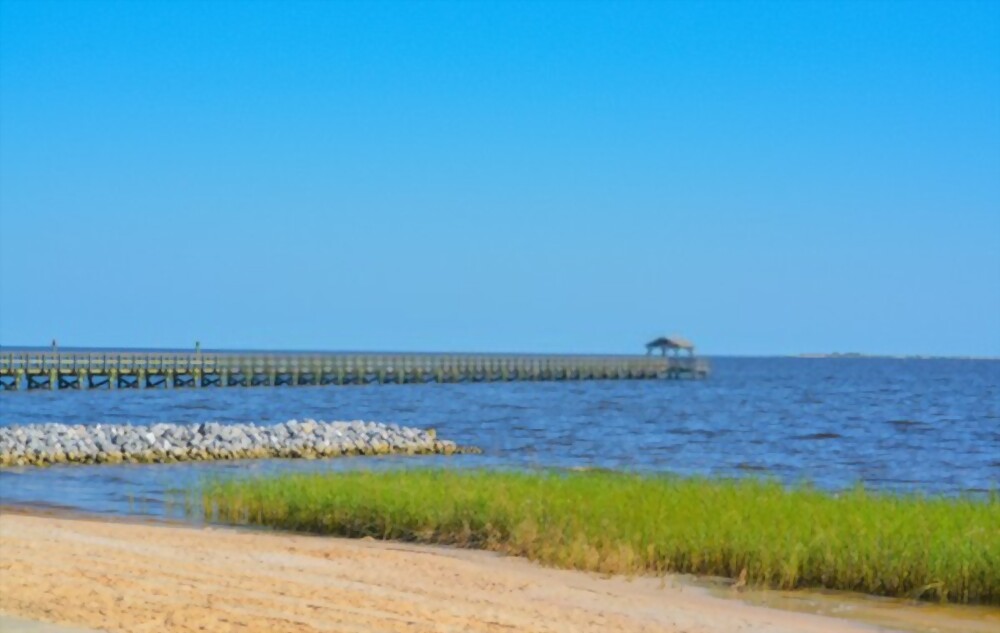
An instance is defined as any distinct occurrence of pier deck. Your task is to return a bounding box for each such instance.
[0,349,709,391]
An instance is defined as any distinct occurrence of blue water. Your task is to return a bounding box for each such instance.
[1,357,997,515]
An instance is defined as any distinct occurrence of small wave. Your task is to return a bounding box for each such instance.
[490,403,531,411]
[792,432,843,440]
[887,419,927,428]
[667,428,717,437]
[961,487,995,494]
[736,462,769,472]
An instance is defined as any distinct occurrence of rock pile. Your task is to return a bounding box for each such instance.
[0,420,477,467]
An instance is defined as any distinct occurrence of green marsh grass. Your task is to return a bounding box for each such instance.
[194,470,1000,604]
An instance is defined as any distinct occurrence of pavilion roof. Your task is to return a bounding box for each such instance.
[645,336,694,350]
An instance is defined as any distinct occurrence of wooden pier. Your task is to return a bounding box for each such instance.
[0,348,709,391]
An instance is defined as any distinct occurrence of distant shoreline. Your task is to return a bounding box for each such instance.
[794,353,1000,360]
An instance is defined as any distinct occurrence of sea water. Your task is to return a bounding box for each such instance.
[1,357,997,515]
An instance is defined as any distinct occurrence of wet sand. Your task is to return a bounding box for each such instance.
[0,510,987,633]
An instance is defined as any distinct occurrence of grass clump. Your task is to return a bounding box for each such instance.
[195,469,1000,604]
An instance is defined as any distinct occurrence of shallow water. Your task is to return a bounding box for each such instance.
[705,582,1000,633]
[0,357,997,515]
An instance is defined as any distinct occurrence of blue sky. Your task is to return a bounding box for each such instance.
[1,0,998,356]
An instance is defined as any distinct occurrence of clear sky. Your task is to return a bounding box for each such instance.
[1,1,998,356]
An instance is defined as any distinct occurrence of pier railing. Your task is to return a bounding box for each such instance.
[0,349,709,391]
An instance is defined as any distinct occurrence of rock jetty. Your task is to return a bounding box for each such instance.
[0,420,477,467]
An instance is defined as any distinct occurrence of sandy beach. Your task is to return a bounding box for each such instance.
[0,510,921,633]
